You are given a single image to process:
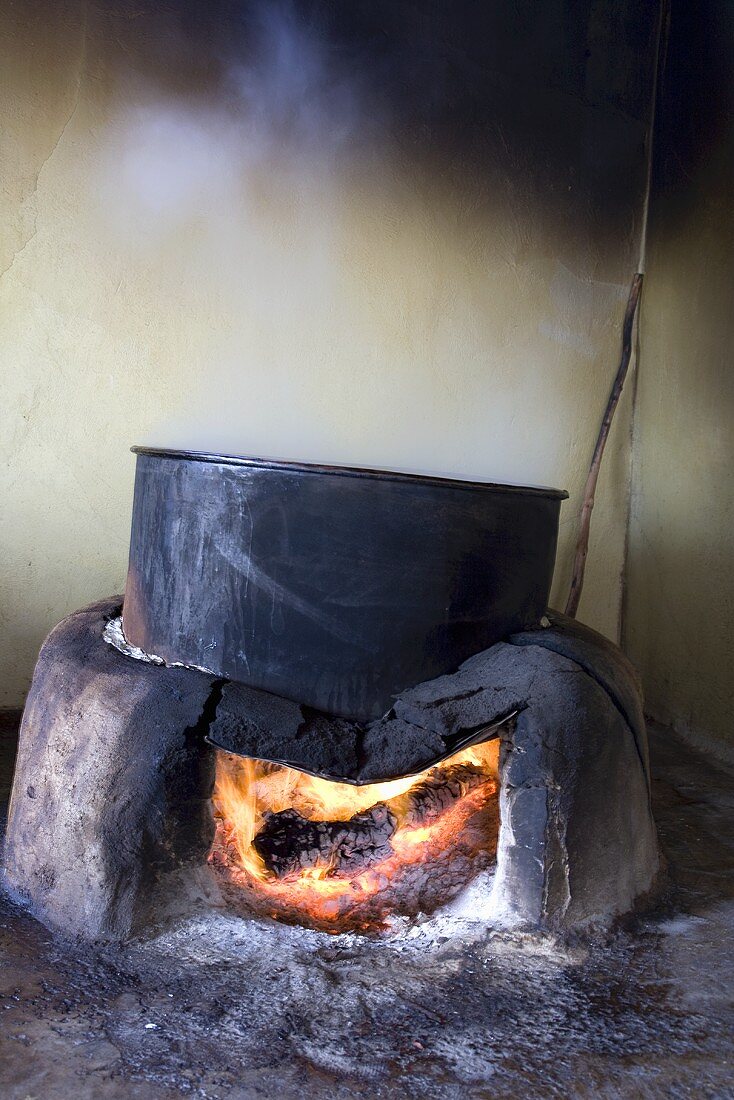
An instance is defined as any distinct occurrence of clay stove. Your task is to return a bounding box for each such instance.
[1,450,661,941]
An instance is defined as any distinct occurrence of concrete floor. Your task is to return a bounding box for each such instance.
[1,709,732,1099]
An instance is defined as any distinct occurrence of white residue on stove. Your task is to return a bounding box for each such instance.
[103,615,217,676]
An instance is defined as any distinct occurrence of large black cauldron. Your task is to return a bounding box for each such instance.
[122,448,567,720]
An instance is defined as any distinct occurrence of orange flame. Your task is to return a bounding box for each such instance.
[209,740,499,931]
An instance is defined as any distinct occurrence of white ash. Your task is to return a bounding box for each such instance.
[134,876,599,1099]
[103,615,216,676]
[150,865,506,965]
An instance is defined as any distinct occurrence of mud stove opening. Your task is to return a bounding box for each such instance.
[209,738,501,934]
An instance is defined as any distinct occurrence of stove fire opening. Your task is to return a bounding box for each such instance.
[209,740,500,934]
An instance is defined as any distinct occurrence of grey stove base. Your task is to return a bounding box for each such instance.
[2,597,660,941]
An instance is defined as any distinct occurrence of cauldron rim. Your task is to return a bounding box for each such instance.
[131,446,568,500]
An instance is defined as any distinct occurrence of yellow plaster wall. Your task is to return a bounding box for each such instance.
[624,0,734,748]
[0,1,656,706]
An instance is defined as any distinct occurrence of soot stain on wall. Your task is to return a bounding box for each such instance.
[99,0,659,239]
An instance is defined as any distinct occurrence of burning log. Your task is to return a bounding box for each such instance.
[403,763,490,828]
[254,804,397,880]
[251,763,494,881]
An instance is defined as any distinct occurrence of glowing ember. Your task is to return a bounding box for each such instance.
[209,740,499,932]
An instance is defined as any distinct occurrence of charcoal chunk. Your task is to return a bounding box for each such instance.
[404,763,490,828]
[254,804,397,879]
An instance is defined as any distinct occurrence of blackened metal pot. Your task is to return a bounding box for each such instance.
[123,448,567,720]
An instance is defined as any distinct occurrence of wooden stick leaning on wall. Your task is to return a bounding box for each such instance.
[564,272,644,618]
